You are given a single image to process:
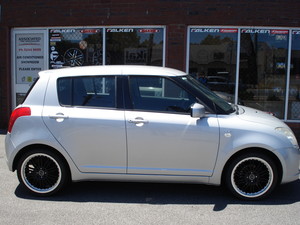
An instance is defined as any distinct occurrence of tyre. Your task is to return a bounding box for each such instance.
[17,148,69,196]
[225,152,278,200]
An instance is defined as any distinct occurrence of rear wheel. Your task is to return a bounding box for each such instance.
[225,152,278,200]
[17,148,69,196]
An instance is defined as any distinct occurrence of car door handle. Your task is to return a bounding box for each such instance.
[49,113,69,122]
[49,114,69,119]
[128,117,149,125]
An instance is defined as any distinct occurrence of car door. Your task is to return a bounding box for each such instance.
[42,75,127,174]
[126,76,220,176]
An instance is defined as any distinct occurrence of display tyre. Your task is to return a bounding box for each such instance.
[225,152,278,200]
[64,48,84,67]
[17,149,69,196]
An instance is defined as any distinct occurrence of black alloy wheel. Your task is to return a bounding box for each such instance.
[225,152,278,200]
[17,149,69,196]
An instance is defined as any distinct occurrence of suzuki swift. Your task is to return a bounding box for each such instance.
[5,65,300,200]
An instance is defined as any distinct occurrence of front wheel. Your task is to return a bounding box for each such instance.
[17,149,69,196]
[225,152,278,200]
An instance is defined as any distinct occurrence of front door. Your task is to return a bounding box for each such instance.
[126,76,220,176]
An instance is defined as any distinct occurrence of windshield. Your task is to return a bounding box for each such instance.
[180,75,235,114]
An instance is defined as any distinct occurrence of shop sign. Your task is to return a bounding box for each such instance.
[50,29,76,33]
[80,29,100,34]
[292,30,300,35]
[241,29,289,34]
[15,33,45,84]
[139,29,160,33]
[107,28,134,33]
[271,30,289,34]
[190,28,238,33]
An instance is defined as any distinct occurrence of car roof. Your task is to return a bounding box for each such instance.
[39,65,187,78]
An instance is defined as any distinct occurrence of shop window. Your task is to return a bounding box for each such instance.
[13,30,47,106]
[288,30,300,120]
[49,28,103,69]
[188,28,238,104]
[239,29,289,118]
[106,27,164,66]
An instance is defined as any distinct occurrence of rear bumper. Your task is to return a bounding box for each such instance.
[5,134,15,171]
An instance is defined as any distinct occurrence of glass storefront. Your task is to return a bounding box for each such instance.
[49,28,103,69]
[188,28,238,104]
[48,27,165,69]
[289,30,300,120]
[188,27,300,121]
[106,27,164,66]
[12,26,165,106]
[11,26,300,122]
[239,28,289,118]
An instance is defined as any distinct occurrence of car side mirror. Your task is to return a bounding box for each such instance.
[191,103,205,118]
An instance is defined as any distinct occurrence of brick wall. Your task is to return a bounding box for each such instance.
[2,0,300,27]
[1,0,300,130]
[0,26,10,129]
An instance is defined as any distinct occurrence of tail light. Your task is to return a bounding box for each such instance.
[8,107,31,133]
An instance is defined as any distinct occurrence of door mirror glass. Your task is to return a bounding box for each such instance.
[191,103,205,118]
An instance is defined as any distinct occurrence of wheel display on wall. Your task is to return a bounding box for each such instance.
[63,48,84,67]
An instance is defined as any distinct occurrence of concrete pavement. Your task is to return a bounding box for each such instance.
[0,134,5,158]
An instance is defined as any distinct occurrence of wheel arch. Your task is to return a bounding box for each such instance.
[221,147,283,186]
[12,144,71,176]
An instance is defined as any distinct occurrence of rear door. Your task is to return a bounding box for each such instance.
[43,75,127,173]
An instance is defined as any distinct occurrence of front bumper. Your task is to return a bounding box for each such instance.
[280,146,300,184]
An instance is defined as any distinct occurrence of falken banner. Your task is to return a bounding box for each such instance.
[241,29,289,34]
[190,28,238,33]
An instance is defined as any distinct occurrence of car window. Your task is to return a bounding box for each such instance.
[129,76,197,113]
[181,75,235,114]
[57,76,116,108]
[21,77,40,104]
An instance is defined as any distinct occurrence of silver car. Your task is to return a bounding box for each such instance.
[5,65,300,200]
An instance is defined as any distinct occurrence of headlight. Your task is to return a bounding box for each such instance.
[275,127,299,147]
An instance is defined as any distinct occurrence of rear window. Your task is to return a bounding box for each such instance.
[57,76,116,108]
[21,78,40,104]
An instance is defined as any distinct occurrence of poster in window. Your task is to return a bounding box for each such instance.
[49,28,102,69]
[15,33,45,84]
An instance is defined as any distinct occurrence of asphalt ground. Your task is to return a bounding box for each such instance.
[0,133,300,225]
